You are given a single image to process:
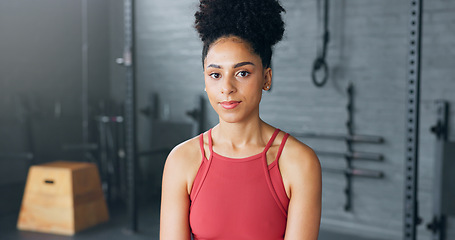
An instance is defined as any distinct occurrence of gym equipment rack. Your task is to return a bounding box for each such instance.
[404,0,423,239]
[117,0,138,233]
[292,83,385,211]
[427,101,455,240]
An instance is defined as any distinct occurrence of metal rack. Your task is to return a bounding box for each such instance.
[293,84,384,211]
[427,101,455,240]
[404,0,423,239]
[96,115,126,205]
[116,0,138,233]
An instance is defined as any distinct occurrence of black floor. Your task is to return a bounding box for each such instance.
[0,198,381,240]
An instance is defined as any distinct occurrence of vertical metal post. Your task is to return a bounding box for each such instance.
[404,0,423,239]
[81,0,89,160]
[123,0,137,233]
[427,101,448,240]
[344,84,354,211]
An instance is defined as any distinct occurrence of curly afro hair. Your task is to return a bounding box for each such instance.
[194,0,285,68]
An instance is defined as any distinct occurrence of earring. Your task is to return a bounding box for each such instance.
[263,85,270,90]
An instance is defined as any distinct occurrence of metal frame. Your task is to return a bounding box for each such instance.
[294,84,384,211]
[292,132,383,143]
[344,84,385,210]
[96,115,125,204]
[427,101,449,240]
[404,0,423,239]
[344,84,354,211]
[122,0,138,233]
[81,0,89,160]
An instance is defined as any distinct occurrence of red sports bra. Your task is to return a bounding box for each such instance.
[189,128,290,240]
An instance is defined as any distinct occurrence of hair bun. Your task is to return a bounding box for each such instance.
[195,0,285,47]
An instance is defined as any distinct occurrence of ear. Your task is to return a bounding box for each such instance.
[263,67,272,90]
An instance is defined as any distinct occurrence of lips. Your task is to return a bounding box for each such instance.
[220,101,241,109]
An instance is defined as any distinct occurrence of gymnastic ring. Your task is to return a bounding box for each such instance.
[311,58,328,87]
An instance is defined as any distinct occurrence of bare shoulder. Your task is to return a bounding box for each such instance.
[163,135,203,194]
[161,136,201,240]
[278,136,321,239]
[280,135,320,170]
[166,135,201,168]
[279,135,321,195]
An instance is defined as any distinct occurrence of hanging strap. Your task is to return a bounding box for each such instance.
[312,0,330,87]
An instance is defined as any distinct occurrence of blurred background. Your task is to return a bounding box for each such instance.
[0,0,454,239]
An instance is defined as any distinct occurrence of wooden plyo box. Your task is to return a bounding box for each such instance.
[17,161,109,235]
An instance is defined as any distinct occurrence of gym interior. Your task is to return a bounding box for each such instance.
[1,0,454,239]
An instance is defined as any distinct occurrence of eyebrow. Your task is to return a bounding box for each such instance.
[206,61,255,70]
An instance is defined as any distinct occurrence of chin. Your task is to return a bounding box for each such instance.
[220,118,242,124]
[218,111,257,124]
[218,114,242,124]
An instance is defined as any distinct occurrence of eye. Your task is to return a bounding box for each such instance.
[209,73,221,79]
[237,71,250,77]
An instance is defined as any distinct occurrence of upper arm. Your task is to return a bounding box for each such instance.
[160,141,199,240]
[281,138,322,240]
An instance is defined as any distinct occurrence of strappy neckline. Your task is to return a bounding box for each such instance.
[207,128,280,161]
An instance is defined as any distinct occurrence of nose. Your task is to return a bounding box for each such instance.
[221,76,236,95]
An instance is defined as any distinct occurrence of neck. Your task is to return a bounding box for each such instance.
[214,117,268,148]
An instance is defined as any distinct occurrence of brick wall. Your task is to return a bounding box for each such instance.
[134,0,455,238]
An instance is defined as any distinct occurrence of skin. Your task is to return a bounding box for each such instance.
[160,36,321,240]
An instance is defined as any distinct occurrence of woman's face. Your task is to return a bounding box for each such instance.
[204,36,272,124]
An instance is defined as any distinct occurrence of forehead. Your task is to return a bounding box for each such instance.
[205,37,260,65]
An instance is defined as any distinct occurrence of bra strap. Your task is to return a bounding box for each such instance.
[275,133,290,163]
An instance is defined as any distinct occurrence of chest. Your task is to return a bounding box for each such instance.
[189,155,288,240]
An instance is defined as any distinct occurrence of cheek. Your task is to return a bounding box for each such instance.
[244,80,263,95]
[204,80,218,104]
[204,78,215,93]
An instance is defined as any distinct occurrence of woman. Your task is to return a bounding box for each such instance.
[160,0,321,239]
